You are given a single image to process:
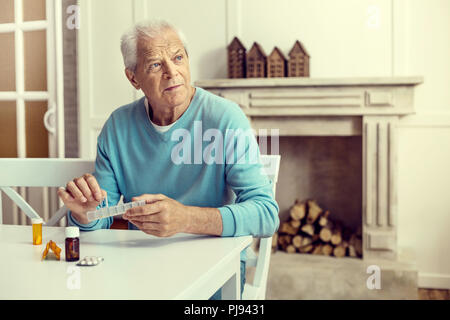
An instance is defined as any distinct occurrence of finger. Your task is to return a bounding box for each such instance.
[141,222,165,237]
[131,220,170,237]
[127,213,161,223]
[74,177,94,202]
[101,189,107,203]
[131,193,166,203]
[128,219,143,230]
[124,202,163,219]
[66,181,87,203]
[57,187,75,203]
[129,220,159,233]
[83,173,103,202]
[142,224,165,237]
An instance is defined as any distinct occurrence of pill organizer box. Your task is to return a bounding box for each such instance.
[86,200,146,222]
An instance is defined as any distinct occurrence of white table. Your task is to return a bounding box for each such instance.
[0,224,252,300]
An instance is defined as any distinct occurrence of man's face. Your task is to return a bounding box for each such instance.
[129,28,192,110]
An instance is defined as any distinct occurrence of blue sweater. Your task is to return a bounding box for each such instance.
[68,87,279,260]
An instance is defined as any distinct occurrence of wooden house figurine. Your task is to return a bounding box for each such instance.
[246,42,267,78]
[288,40,310,77]
[267,47,287,78]
[227,37,246,78]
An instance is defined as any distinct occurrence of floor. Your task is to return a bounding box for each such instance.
[418,288,450,300]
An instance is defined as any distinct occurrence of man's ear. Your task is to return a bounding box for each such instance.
[125,68,141,90]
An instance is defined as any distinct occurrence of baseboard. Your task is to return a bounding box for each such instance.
[418,272,450,289]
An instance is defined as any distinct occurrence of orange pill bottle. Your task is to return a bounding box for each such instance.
[32,218,43,245]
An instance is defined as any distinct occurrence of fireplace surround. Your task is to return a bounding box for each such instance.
[196,77,423,299]
[196,77,422,260]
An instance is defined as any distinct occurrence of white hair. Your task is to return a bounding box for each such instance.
[120,19,188,72]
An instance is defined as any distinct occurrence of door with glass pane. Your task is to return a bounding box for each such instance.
[0,0,64,225]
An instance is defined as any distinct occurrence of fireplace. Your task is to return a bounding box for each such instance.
[195,77,423,299]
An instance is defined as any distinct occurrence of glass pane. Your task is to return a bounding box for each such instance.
[0,33,16,91]
[22,0,46,21]
[25,101,49,157]
[24,30,47,91]
[0,101,18,157]
[0,0,14,23]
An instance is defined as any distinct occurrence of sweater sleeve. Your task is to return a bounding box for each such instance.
[218,106,280,238]
[67,130,120,231]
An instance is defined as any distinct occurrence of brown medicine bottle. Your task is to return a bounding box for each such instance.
[65,227,80,262]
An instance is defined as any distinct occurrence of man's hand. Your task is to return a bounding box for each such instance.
[57,173,107,225]
[123,194,223,237]
[123,194,188,237]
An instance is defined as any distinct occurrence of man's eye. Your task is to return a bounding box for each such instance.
[175,55,183,61]
[148,63,161,72]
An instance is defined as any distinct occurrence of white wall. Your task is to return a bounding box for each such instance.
[395,0,450,289]
[77,0,450,288]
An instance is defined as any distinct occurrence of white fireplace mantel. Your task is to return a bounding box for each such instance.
[195,77,423,137]
[195,77,423,261]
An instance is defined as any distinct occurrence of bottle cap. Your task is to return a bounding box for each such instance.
[31,218,43,224]
[65,226,79,238]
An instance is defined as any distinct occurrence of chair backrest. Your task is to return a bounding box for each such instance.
[0,158,95,225]
[252,154,281,298]
[260,154,281,195]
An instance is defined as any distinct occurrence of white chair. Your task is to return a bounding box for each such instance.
[243,154,281,300]
[0,158,95,226]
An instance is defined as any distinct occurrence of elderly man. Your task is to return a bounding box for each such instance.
[57,19,279,299]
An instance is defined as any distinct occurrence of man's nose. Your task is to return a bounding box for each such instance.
[163,61,178,78]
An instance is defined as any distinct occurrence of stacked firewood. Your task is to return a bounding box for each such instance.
[273,199,363,258]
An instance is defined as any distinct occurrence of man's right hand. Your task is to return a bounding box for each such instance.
[57,173,107,225]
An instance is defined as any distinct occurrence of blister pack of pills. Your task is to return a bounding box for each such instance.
[86,200,146,222]
[76,256,104,267]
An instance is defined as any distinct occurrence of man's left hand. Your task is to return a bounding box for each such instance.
[123,193,189,237]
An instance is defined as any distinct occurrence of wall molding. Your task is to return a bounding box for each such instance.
[133,0,148,22]
[77,0,93,158]
[132,0,148,102]
[392,0,410,76]
[419,273,450,289]
[225,0,241,46]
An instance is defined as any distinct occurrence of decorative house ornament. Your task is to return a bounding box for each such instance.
[267,46,288,78]
[246,42,267,78]
[227,37,247,78]
[288,40,310,77]
[226,38,310,78]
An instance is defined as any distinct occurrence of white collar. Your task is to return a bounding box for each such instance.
[144,97,177,133]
